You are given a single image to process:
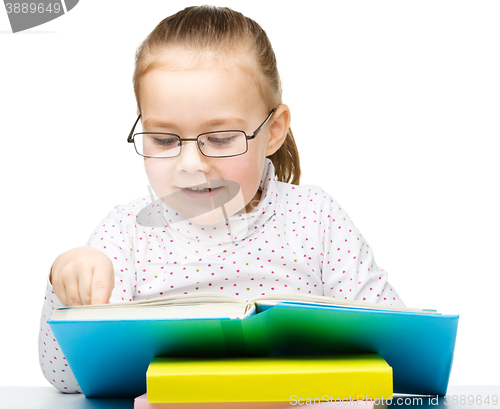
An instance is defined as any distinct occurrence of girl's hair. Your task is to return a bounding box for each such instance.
[132,5,301,185]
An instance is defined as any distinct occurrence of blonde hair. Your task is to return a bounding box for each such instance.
[132,5,301,185]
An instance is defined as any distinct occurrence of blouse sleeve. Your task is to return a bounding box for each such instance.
[38,203,138,393]
[319,189,406,307]
[38,276,82,393]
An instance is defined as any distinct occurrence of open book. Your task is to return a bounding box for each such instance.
[48,292,457,398]
[50,291,438,321]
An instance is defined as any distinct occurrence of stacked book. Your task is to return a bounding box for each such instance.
[134,353,393,408]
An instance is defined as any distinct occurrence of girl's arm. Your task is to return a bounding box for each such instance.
[319,190,405,307]
[38,276,82,393]
[38,202,139,393]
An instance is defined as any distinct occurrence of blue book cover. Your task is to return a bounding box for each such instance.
[48,299,459,398]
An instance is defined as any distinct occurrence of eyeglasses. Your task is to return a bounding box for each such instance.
[127,107,278,158]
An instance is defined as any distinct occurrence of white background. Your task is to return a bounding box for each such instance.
[0,0,498,387]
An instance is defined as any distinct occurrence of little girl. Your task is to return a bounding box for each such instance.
[39,5,405,394]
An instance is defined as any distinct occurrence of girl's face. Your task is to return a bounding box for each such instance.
[138,52,289,225]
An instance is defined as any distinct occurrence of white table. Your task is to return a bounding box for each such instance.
[0,385,498,409]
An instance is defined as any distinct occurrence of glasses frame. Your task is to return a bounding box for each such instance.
[127,107,278,159]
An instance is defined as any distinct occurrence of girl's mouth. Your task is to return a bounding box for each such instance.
[181,186,223,198]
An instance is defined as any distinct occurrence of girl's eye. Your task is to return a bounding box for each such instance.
[209,137,234,145]
[207,134,238,145]
[153,136,178,146]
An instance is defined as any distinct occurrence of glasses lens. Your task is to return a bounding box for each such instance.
[134,134,180,158]
[198,131,247,157]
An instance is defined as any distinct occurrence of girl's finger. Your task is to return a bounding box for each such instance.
[52,280,68,307]
[64,279,83,307]
[90,261,114,305]
[78,268,93,306]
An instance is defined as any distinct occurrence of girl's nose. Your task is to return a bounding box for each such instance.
[178,140,205,173]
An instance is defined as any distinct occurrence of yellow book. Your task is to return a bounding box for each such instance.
[146,354,392,403]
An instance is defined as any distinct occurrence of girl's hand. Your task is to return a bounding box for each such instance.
[49,247,115,306]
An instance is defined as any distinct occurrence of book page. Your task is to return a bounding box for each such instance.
[251,293,438,314]
[59,292,245,310]
[52,302,255,321]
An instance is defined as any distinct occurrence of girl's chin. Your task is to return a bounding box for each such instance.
[188,207,226,225]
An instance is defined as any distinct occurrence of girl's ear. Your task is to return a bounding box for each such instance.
[266,104,291,157]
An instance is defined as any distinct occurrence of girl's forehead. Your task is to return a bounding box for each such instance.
[141,66,259,104]
[144,48,263,94]
[139,54,265,116]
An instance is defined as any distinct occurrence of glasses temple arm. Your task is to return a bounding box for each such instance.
[127,115,142,143]
[250,107,278,138]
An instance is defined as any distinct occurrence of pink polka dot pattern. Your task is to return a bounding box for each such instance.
[38,281,82,393]
[38,158,404,392]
